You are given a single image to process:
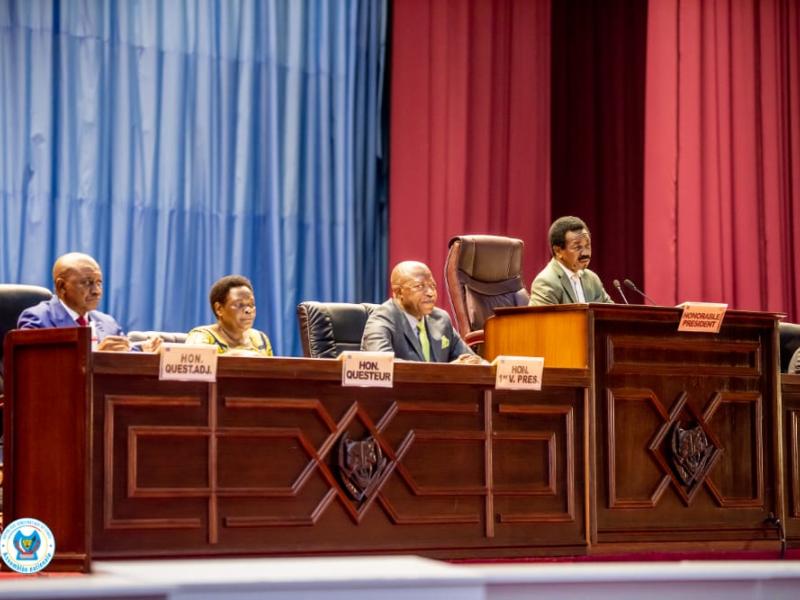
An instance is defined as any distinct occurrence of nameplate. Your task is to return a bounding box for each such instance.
[677,302,728,333]
[340,351,394,388]
[159,344,218,382]
[492,356,544,390]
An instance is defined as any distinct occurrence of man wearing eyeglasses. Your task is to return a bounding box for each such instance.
[17,252,161,352]
[529,216,613,305]
[361,260,481,364]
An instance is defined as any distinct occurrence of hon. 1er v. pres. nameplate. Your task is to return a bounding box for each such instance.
[492,355,544,391]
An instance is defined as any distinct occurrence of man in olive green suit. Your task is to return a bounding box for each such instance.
[529,216,613,305]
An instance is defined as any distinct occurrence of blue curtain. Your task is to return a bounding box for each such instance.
[0,0,388,356]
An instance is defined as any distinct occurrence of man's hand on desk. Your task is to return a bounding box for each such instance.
[95,335,163,353]
[139,335,163,353]
[451,353,486,365]
[96,335,131,352]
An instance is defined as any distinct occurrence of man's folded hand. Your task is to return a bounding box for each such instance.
[96,335,131,352]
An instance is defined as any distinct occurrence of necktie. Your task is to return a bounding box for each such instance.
[76,315,88,327]
[417,319,431,362]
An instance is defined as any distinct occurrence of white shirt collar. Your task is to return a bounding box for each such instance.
[395,300,424,331]
[58,298,88,322]
[555,259,583,280]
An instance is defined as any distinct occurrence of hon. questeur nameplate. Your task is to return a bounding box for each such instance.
[340,351,394,388]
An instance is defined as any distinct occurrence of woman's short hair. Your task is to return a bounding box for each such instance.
[209,275,253,313]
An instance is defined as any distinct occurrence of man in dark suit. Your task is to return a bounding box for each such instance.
[17,252,160,352]
[529,216,613,305]
[361,261,481,364]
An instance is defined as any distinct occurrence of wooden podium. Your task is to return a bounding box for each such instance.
[485,303,785,550]
[2,327,92,572]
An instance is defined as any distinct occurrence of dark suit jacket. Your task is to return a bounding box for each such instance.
[360,299,473,362]
[529,258,613,305]
[17,295,124,340]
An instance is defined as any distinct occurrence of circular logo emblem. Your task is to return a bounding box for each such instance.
[0,518,56,574]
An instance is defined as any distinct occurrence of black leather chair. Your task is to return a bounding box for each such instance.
[788,345,800,374]
[444,235,530,349]
[297,301,380,358]
[779,322,800,373]
[0,283,53,496]
[128,330,188,344]
[0,284,53,395]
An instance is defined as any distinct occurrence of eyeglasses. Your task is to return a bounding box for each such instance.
[404,281,437,293]
[72,278,103,290]
[228,302,256,312]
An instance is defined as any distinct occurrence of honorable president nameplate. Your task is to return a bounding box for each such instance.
[677,302,727,333]
[492,355,544,390]
[159,343,219,382]
[340,351,394,388]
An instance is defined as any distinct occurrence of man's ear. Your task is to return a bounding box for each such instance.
[54,277,66,297]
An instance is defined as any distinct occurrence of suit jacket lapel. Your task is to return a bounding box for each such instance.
[49,297,78,327]
[394,302,425,361]
[90,311,110,338]
[551,260,576,303]
[582,274,598,301]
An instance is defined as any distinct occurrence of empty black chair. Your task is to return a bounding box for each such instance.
[789,346,800,374]
[780,322,800,373]
[0,283,53,394]
[0,283,53,499]
[297,301,379,358]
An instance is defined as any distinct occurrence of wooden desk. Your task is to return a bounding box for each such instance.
[3,328,589,570]
[781,373,800,546]
[485,304,785,551]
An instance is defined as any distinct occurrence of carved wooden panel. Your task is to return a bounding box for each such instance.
[594,317,778,545]
[490,387,586,550]
[91,360,588,558]
[790,410,800,519]
[782,375,800,546]
[3,328,92,572]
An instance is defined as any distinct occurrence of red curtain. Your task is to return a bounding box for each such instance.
[551,0,648,296]
[644,0,800,318]
[389,0,552,299]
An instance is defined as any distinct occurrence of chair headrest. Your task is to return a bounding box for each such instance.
[448,235,524,282]
[297,301,380,359]
[127,330,188,344]
[0,284,53,361]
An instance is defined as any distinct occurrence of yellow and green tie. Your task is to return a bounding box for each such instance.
[417,318,431,362]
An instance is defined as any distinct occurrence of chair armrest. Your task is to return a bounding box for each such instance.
[464,330,484,347]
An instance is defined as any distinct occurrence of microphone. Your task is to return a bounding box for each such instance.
[612,279,629,304]
[623,279,657,305]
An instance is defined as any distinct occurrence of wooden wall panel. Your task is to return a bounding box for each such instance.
[90,357,589,559]
[593,310,779,546]
[3,328,91,572]
[782,374,800,545]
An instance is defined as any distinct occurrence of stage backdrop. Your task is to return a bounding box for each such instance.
[0,0,388,356]
[644,0,800,320]
[389,0,552,301]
